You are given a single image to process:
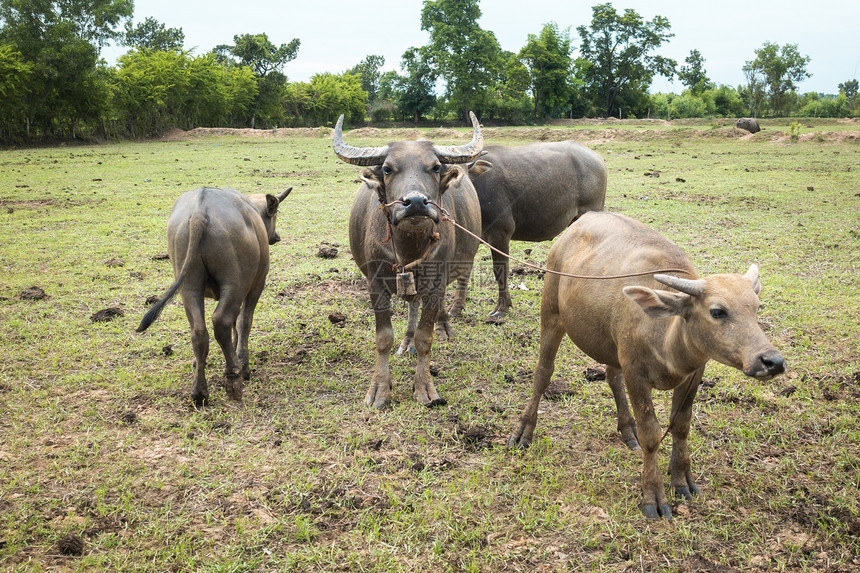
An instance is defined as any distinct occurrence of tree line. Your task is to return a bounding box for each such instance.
[1,0,857,143]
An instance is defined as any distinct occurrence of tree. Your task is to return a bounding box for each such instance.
[838,79,858,106]
[678,49,711,95]
[124,16,184,51]
[0,0,134,138]
[215,33,300,128]
[0,0,133,139]
[575,3,675,118]
[347,54,385,103]
[396,46,437,124]
[282,72,366,127]
[420,0,505,122]
[518,22,573,119]
[742,42,810,116]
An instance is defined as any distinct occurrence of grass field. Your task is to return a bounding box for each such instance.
[0,120,858,572]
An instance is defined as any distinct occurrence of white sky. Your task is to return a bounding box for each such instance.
[101,0,860,95]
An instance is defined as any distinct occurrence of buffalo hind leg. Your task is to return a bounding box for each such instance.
[669,367,704,501]
[397,298,420,356]
[489,234,513,318]
[606,366,640,450]
[412,293,446,407]
[448,273,470,317]
[507,313,565,448]
[182,290,210,407]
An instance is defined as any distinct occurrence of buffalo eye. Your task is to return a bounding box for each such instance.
[382,165,393,175]
[710,308,728,319]
[431,163,441,174]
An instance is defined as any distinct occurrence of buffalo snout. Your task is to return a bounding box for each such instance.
[269,232,281,245]
[390,191,440,226]
[746,349,786,380]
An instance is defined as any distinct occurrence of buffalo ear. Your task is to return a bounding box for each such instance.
[359,167,383,191]
[624,286,690,319]
[467,159,492,178]
[265,194,279,217]
[439,165,464,193]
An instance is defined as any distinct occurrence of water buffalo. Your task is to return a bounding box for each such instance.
[508,211,785,519]
[736,117,761,133]
[137,186,291,406]
[471,140,607,317]
[333,112,490,408]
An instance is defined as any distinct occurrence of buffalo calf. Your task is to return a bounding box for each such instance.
[508,212,785,519]
[137,186,291,406]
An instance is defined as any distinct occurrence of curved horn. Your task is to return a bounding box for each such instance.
[744,263,761,294]
[653,274,706,297]
[276,187,293,203]
[743,264,760,286]
[432,111,484,164]
[331,114,389,166]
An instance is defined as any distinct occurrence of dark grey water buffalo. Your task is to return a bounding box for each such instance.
[736,117,761,133]
[333,112,489,408]
[470,140,607,317]
[137,186,291,406]
[508,211,785,519]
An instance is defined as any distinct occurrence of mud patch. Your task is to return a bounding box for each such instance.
[91,307,124,322]
[20,286,48,300]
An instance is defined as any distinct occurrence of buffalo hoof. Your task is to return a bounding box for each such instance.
[674,484,700,501]
[191,394,209,408]
[642,503,673,520]
[225,375,243,401]
[624,438,641,451]
[426,397,448,408]
[506,433,530,449]
[396,341,417,356]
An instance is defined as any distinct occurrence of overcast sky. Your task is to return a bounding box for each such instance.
[102,0,860,95]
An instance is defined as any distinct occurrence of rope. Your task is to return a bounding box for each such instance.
[428,201,694,281]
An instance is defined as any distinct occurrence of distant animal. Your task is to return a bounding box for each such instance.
[469,141,607,317]
[137,186,291,406]
[736,117,761,133]
[333,112,490,408]
[508,212,785,519]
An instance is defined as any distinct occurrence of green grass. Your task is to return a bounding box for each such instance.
[0,121,858,571]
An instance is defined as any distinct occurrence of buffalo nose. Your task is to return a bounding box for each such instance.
[760,350,785,376]
[401,194,429,208]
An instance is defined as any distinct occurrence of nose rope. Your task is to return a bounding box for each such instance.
[428,200,695,281]
[378,198,440,273]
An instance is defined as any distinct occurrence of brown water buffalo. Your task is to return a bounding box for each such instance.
[736,117,761,133]
[508,212,785,519]
[333,112,489,408]
[137,186,291,406]
[471,140,607,317]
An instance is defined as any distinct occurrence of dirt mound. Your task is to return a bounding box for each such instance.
[160,126,332,141]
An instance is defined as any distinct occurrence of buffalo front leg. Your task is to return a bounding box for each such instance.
[669,367,704,501]
[507,314,565,448]
[626,372,672,519]
[366,290,394,408]
[412,293,446,407]
[212,294,244,401]
[236,282,265,381]
[606,366,640,450]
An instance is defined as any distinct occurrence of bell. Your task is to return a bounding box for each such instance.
[396,272,417,296]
